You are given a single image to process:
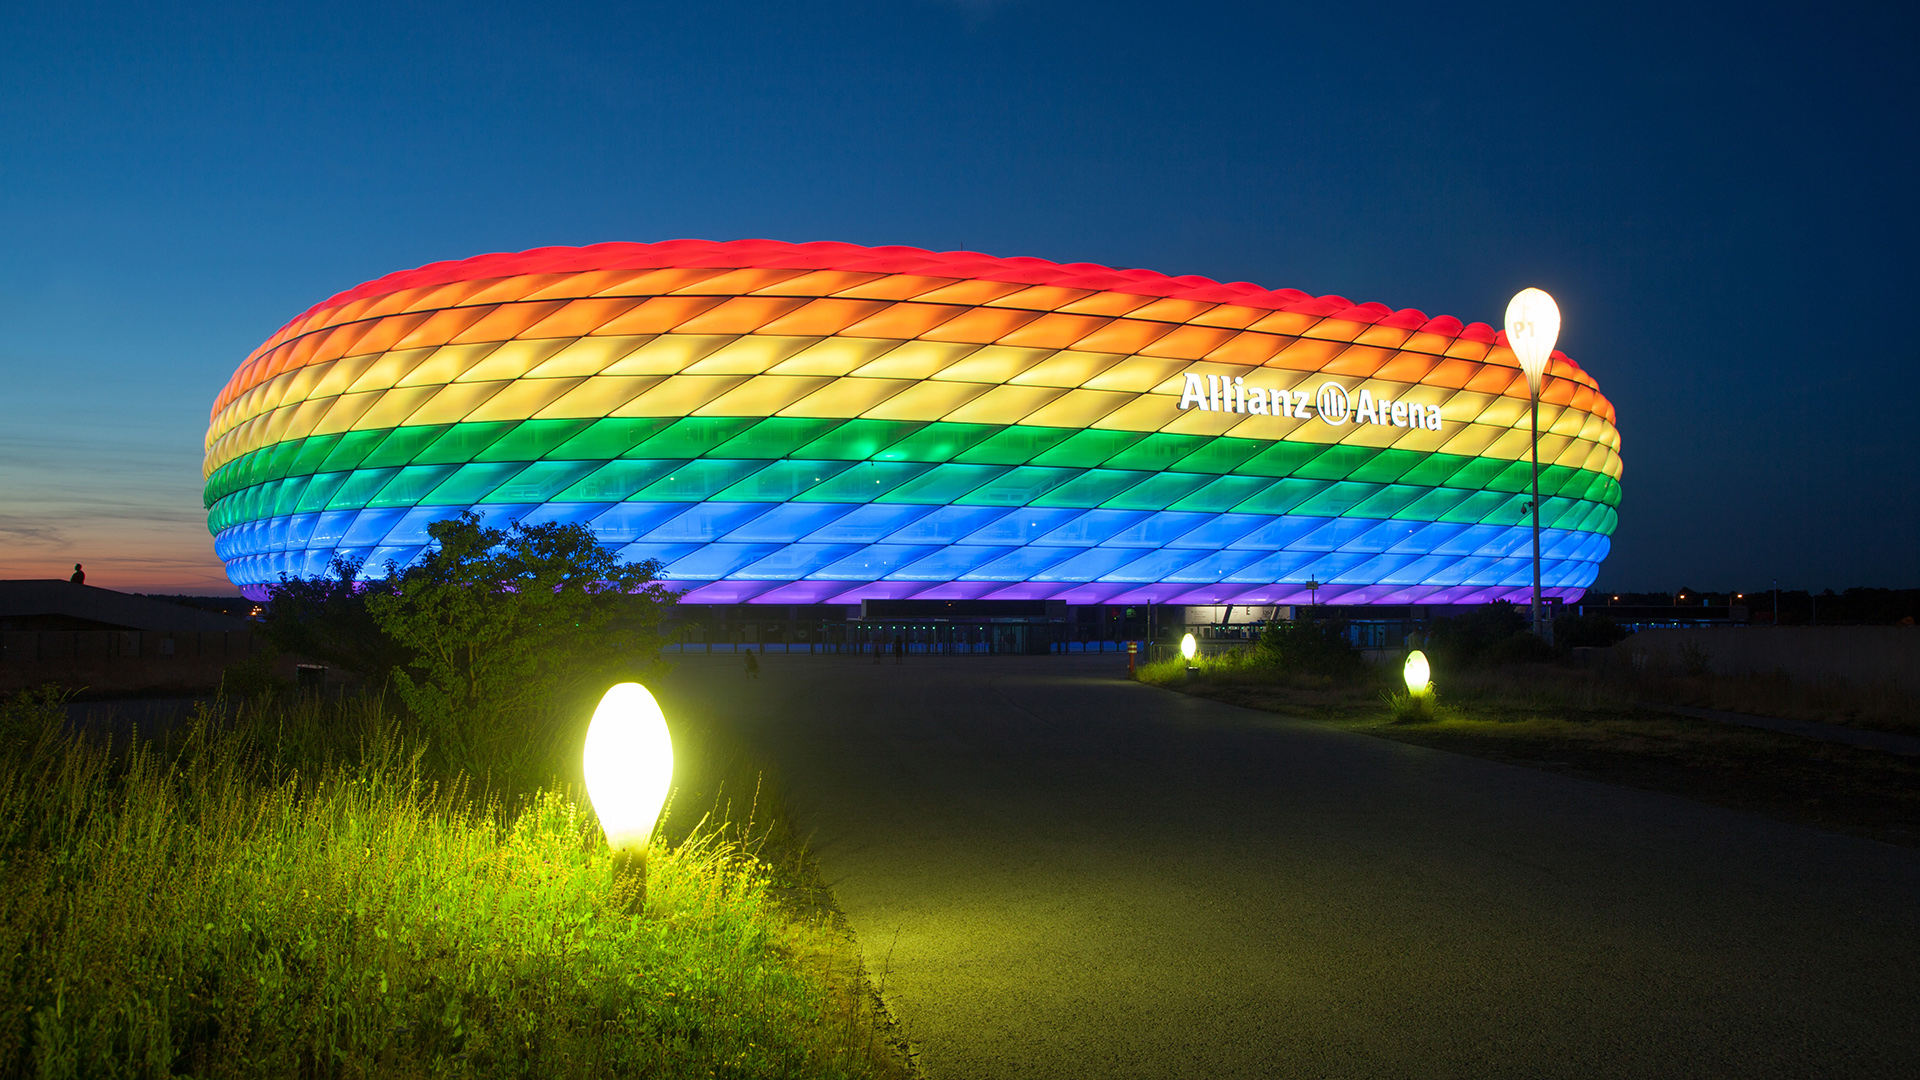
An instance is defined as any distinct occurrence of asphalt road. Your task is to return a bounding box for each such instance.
[653,652,1920,1079]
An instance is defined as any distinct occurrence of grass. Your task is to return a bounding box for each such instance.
[0,688,906,1080]
[1145,656,1920,849]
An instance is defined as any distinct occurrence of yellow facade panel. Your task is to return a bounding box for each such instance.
[523,335,658,379]
[851,340,980,380]
[929,345,1054,384]
[1018,389,1133,429]
[309,354,382,401]
[461,378,587,423]
[776,377,917,418]
[1081,357,1189,394]
[859,379,994,421]
[695,376,839,416]
[767,337,905,377]
[351,386,441,431]
[532,376,665,419]
[940,384,1068,425]
[310,391,384,437]
[1007,350,1126,388]
[1435,422,1504,460]
[343,348,437,396]
[598,334,737,376]
[610,376,753,417]
[454,338,577,382]
[402,381,511,426]
[396,343,504,387]
[682,335,827,375]
[1088,394,1172,433]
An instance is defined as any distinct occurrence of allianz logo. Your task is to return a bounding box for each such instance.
[1177,373,1444,431]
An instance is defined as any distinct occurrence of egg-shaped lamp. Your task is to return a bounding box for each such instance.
[1403,650,1432,695]
[582,682,675,853]
[1181,632,1198,661]
[1504,288,1561,395]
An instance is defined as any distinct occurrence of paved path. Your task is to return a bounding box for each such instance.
[654,653,1920,1079]
[1655,702,1920,756]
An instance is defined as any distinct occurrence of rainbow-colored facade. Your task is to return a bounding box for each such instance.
[205,241,1621,605]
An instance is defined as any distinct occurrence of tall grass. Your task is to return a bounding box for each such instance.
[0,689,896,1079]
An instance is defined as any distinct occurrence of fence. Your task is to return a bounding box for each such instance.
[0,629,272,693]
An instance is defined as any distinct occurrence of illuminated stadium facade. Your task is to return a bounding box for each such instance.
[204,240,1621,611]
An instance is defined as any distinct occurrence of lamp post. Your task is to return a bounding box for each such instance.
[1505,288,1561,641]
[582,682,675,911]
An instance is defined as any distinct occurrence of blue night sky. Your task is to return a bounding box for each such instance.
[1,0,1913,594]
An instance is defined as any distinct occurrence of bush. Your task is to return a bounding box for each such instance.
[1424,602,1529,670]
[262,554,410,683]
[0,690,889,1080]
[1553,613,1628,652]
[1255,617,1369,681]
[1386,688,1443,722]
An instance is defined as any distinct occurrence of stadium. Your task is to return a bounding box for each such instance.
[204,240,1620,643]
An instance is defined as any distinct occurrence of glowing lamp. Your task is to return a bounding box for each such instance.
[1403,650,1432,695]
[582,683,674,854]
[1504,288,1561,394]
[1181,633,1197,661]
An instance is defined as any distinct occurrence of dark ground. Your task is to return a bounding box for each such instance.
[654,651,1920,1080]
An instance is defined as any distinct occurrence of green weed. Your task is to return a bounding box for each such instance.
[0,689,897,1079]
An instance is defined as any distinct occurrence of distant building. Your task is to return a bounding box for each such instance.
[203,240,1622,614]
[0,580,255,633]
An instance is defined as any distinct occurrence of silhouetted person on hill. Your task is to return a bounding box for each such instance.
[894,635,905,664]
[70,563,84,584]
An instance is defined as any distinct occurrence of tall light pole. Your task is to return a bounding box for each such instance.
[1505,288,1561,641]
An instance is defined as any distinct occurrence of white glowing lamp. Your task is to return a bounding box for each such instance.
[1503,288,1561,394]
[1403,650,1432,695]
[1181,633,1197,661]
[582,682,674,852]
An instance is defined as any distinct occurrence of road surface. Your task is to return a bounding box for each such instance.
[653,652,1920,1079]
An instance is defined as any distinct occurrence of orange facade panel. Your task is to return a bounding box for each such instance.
[1264,337,1345,371]
[994,312,1113,349]
[393,305,500,350]
[1127,297,1216,323]
[1370,352,1439,384]
[1057,291,1157,317]
[912,279,1032,306]
[671,295,812,335]
[1245,310,1323,336]
[750,270,886,297]
[756,298,895,337]
[1422,357,1480,389]
[519,297,647,339]
[985,285,1098,311]
[349,312,435,355]
[1320,345,1394,378]
[1202,331,1288,366]
[1071,318,1173,354]
[1139,324,1238,360]
[590,295,729,336]
[669,267,813,297]
[840,302,968,339]
[832,275,959,301]
[921,306,1044,344]
[447,302,570,345]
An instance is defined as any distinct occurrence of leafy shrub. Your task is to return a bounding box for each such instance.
[1255,617,1368,681]
[262,554,410,683]
[1386,688,1443,722]
[1424,602,1530,670]
[366,513,678,790]
[1553,613,1628,651]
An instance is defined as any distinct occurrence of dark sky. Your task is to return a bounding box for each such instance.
[2,0,1914,592]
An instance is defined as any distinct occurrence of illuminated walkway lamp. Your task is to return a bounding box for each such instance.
[1505,288,1561,641]
[583,683,675,909]
[1181,632,1198,678]
[1403,650,1433,697]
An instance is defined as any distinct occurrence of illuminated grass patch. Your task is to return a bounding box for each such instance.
[0,690,895,1079]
